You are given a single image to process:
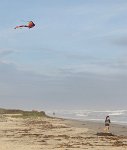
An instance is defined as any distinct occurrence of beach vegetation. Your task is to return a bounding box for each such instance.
[0,108,47,118]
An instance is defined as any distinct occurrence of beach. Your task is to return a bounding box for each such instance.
[0,113,127,150]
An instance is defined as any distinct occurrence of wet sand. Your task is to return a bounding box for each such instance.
[0,114,127,150]
[65,119,127,136]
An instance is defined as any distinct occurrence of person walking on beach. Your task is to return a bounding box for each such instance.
[104,116,111,133]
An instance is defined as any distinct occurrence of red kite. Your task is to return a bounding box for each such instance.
[14,21,35,29]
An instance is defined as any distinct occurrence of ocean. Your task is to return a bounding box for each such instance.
[46,109,127,125]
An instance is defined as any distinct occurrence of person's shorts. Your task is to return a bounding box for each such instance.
[105,123,109,126]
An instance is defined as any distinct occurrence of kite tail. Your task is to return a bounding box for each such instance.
[14,25,28,29]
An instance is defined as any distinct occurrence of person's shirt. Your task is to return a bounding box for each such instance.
[105,118,110,125]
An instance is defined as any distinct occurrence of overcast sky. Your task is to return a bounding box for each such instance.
[0,0,127,111]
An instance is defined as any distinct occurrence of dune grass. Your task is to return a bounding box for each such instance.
[0,108,47,118]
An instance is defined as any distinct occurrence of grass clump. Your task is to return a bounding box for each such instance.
[0,108,47,118]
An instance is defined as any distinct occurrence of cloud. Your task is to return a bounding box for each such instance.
[112,36,127,47]
[0,59,127,110]
[0,49,16,58]
[58,55,127,78]
[0,61,49,83]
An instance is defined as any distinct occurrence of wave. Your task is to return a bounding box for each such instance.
[46,109,127,125]
[108,112,124,116]
[76,113,89,117]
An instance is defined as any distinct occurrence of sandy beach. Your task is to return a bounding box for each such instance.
[0,113,127,150]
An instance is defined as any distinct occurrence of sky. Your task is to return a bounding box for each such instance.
[0,0,127,111]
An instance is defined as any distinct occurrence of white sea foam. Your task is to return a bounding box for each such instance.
[76,113,88,117]
[108,112,124,116]
[46,109,127,125]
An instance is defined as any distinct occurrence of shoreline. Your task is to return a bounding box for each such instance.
[0,114,127,149]
[63,118,127,136]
